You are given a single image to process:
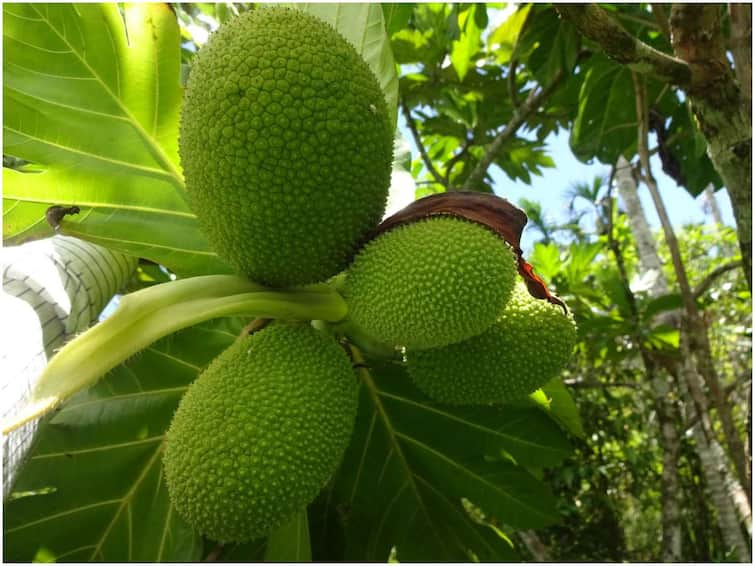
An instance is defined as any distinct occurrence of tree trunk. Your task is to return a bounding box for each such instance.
[669,4,752,290]
[615,157,668,296]
[703,184,725,227]
[557,4,752,289]
[518,530,551,562]
[728,4,752,119]
[615,158,682,561]
[680,331,752,562]
[651,372,684,561]
[615,158,752,558]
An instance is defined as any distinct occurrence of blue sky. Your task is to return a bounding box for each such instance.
[392,3,736,254]
[397,117,736,254]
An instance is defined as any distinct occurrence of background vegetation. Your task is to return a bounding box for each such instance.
[3,3,751,562]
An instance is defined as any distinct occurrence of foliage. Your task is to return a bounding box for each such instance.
[3,3,580,562]
[3,2,749,563]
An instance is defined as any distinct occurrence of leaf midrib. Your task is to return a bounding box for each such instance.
[379,391,569,456]
[397,433,555,525]
[361,372,452,556]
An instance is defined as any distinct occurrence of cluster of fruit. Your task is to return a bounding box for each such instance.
[164,6,575,544]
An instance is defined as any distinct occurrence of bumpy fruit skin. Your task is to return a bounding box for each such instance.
[179,7,393,287]
[406,282,576,404]
[343,216,517,350]
[163,324,358,543]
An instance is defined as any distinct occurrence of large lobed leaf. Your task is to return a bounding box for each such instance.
[2,3,229,276]
[3,318,244,562]
[5,325,576,562]
[3,3,399,276]
[328,361,572,562]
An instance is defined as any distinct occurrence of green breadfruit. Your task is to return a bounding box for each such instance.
[342,216,518,350]
[180,7,393,287]
[407,281,576,404]
[163,324,358,543]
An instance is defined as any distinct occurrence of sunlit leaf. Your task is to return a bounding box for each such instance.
[2,3,229,276]
[540,378,585,438]
[3,318,245,562]
[330,361,569,561]
[450,5,484,81]
[529,242,562,282]
[489,4,532,63]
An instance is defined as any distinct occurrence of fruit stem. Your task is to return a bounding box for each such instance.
[2,275,347,434]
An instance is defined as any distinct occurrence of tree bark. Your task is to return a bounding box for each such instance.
[680,331,752,562]
[615,157,668,297]
[557,3,752,289]
[616,154,752,559]
[703,184,725,226]
[728,4,752,119]
[667,4,751,290]
[633,73,751,503]
[615,157,682,561]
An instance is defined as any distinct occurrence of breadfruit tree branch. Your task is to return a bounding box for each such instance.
[461,69,566,192]
[556,4,691,86]
[400,97,449,190]
[559,3,752,290]
[633,72,752,504]
[693,260,745,299]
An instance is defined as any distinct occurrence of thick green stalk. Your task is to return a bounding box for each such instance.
[2,276,347,434]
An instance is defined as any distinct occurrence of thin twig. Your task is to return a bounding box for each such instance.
[693,261,744,299]
[651,4,671,39]
[444,135,473,188]
[563,379,642,389]
[400,98,448,190]
[461,69,566,191]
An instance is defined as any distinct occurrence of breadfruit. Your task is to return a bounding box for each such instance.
[163,324,358,542]
[342,216,518,350]
[179,7,393,287]
[406,281,576,404]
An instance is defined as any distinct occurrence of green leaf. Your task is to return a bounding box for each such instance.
[382,3,415,37]
[296,3,399,127]
[2,3,228,276]
[450,5,483,81]
[331,361,568,561]
[664,102,723,195]
[642,293,683,322]
[488,4,532,63]
[264,509,312,562]
[569,54,637,164]
[520,7,579,84]
[3,318,246,562]
[643,324,680,350]
[564,242,604,287]
[528,242,562,282]
[539,378,585,438]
